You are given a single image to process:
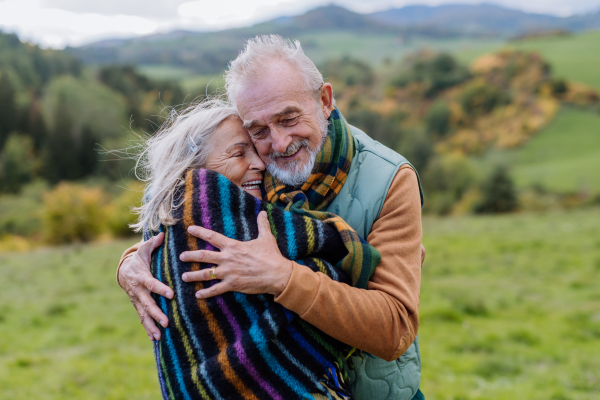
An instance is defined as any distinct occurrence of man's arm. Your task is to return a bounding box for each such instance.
[274,165,422,361]
[183,165,422,361]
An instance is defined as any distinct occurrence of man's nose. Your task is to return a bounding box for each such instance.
[270,125,293,154]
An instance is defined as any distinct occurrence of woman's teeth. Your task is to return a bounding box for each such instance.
[242,180,262,190]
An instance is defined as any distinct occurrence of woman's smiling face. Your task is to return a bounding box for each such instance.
[205,116,265,198]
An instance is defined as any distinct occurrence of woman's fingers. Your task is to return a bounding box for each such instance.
[132,299,162,341]
[142,274,173,299]
[134,288,169,328]
[138,233,164,262]
[187,225,230,249]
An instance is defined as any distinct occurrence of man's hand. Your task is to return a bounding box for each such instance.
[421,244,426,266]
[180,211,293,299]
[117,232,173,341]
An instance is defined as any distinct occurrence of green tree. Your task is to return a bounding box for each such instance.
[320,56,374,86]
[0,133,35,193]
[426,99,451,137]
[476,166,518,213]
[40,76,127,182]
[0,73,17,149]
[460,83,510,117]
[390,53,470,97]
[346,108,404,148]
[42,94,100,182]
[422,154,476,214]
[97,65,184,132]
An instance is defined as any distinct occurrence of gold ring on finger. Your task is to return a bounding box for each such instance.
[209,267,217,280]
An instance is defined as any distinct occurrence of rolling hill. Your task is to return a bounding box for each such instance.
[370,3,600,35]
[65,4,600,75]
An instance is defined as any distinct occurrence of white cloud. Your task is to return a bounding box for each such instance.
[1,0,599,48]
[0,0,158,47]
[40,0,186,19]
[177,0,319,28]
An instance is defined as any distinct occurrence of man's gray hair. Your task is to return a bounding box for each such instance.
[130,99,238,232]
[225,35,325,106]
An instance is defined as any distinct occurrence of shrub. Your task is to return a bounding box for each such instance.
[476,166,518,213]
[422,154,476,214]
[390,53,470,97]
[550,78,568,95]
[460,83,510,117]
[42,183,107,244]
[396,129,434,173]
[346,109,405,149]
[0,180,47,237]
[425,100,451,137]
[421,155,477,215]
[0,133,35,193]
[105,185,143,238]
[320,56,374,86]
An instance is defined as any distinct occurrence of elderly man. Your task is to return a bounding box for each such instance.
[118,35,424,400]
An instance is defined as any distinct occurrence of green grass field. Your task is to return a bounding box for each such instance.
[2,209,600,399]
[479,108,600,193]
[297,32,502,67]
[420,209,600,399]
[458,30,600,90]
[509,31,600,91]
[138,65,196,81]
[511,108,600,192]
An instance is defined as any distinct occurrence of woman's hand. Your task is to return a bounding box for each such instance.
[117,232,173,341]
[179,211,293,299]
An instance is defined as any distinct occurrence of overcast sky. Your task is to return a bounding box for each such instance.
[1,0,599,49]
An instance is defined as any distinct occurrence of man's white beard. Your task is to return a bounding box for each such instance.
[266,112,329,187]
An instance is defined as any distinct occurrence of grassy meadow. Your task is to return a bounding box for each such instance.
[510,108,600,192]
[478,107,600,193]
[509,31,600,91]
[2,209,600,399]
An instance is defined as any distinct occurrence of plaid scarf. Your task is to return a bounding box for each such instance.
[264,106,380,289]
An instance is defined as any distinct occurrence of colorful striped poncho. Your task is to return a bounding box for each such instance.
[145,169,358,400]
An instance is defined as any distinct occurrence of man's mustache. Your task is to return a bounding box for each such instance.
[269,139,309,161]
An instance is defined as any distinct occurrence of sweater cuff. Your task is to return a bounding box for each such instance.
[116,241,143,285]
[274,261,321,317]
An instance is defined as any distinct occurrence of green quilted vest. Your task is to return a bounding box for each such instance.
[326,125,424,400]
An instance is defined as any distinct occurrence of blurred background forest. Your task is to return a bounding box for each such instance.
[1,2,599,399]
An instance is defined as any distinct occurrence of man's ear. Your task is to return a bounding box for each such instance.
[320,83,334,118]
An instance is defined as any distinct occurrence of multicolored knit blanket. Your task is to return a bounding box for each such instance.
[146,169,357,400]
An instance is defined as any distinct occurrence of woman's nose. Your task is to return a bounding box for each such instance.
[249,150,266,171]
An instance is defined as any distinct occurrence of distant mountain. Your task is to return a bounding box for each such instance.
[65,5,405,71]
[66,3,600,74]
[369,3,600,35]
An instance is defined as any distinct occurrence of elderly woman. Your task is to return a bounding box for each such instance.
[119,99,382,400]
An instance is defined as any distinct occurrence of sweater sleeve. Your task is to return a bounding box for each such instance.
[116,240,143,284]
[274,165,422,361]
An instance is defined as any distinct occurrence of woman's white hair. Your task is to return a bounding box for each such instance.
[130,99,238,232]
[225,34,325,106]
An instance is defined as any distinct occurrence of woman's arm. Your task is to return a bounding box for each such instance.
[116,234,173,340]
